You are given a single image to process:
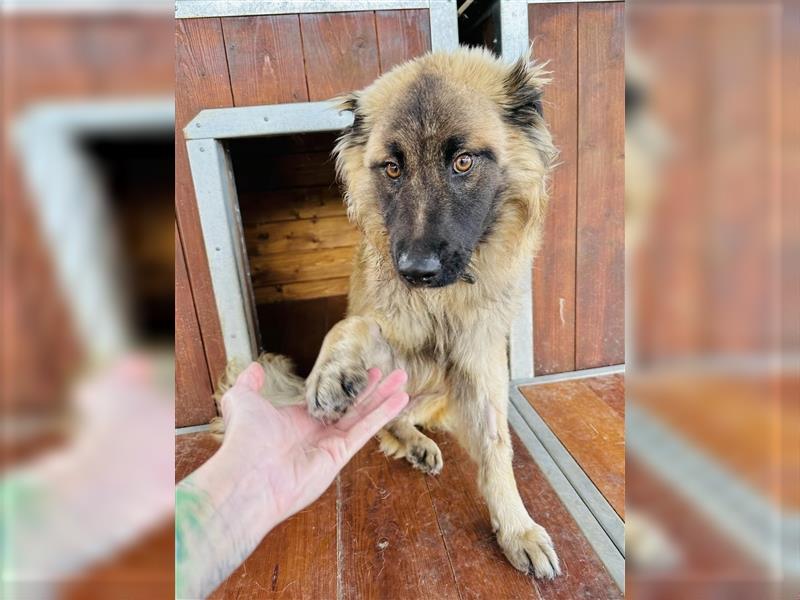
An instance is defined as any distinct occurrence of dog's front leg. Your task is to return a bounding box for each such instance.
[305,315,395,422]
[451,345,561,579]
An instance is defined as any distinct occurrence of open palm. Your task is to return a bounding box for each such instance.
[219,362,408,522]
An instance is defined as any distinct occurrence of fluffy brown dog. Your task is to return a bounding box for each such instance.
[218,47,560,578]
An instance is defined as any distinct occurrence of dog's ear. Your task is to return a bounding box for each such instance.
[335,92,369,150]
[502,55,547,127]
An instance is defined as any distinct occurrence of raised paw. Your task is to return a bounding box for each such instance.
[305,358,368,423]
[498,523,561,580]
[406,438,443,475]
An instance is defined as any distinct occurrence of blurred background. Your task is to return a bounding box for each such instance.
[1,0,175,597]
[0,0,796,598]
[625,0,798,597]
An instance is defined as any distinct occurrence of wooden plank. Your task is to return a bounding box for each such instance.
[300,12,380,100]
[424,435,542,599]
[425,432,621,598]
[175,225,218,427]
[529,3,578,376]
[520,379,625,517]
[221,15,309,106]
[245,216,359,256]
[254,277,350,304]
[250,246,355,286]
[375,9,431,74]
[339,440,460,599]
[583,373,625,418]
[175,17,232,384]
[239,187,346,223]
[575,2,625,370]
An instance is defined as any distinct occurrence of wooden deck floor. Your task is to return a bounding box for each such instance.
[176,376,624,599]
[520,373,625,518]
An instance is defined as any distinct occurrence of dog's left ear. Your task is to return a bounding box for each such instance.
[335,92,369,150]
[502,54,547,127]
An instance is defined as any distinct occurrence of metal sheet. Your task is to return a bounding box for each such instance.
[184,101,352,140]
[186,139,258,365]
[176,0,429,18]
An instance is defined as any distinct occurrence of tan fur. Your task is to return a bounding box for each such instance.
[214,47,560,578]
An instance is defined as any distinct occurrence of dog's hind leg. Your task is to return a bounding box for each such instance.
[377,420,443,475]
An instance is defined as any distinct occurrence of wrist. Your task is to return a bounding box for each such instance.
[190,440,283,538]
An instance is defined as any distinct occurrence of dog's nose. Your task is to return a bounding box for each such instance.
[397,251,442,285]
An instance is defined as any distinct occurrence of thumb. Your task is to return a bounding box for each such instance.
[234,362,265,393]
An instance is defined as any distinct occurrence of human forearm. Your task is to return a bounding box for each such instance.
[175,445,279,599]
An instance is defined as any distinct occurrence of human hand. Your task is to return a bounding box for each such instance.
[219,361,409,528]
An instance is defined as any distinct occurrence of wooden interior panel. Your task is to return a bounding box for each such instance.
[575,2,625,370]
[375,9,432,73]
[251,246,356,287]
[238,188,346,222]
[176,225,217,427]
[175,17,233,399]
[529,3,579,376]
[520,377,625,517]
[300,11,380,100]
[221,15,309,106]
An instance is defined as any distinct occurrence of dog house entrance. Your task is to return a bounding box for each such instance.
[228,132,351,376]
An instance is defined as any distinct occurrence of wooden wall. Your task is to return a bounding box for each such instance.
[529,2,626,374]
[175,10,432,425]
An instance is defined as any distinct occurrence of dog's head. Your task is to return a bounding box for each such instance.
[334,47,557,288]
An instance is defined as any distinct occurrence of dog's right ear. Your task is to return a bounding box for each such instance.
[335,93,369,150]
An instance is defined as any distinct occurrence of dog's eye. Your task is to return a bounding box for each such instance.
[453,153,473,173]
[385,162,401,179]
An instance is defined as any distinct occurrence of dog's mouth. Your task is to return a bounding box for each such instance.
[392,262,476,289]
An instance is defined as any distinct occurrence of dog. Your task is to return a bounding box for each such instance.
[215,47,559,579]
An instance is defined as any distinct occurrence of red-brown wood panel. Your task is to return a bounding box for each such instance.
[175,225,217,426]
[575,2,625,369]
[375,9,431,74]
[221,15,309,106]
[529,3,578,375]
[300,12,380,100]
[175,17,232,414]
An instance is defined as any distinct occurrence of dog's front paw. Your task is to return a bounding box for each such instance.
[305,358,368,423]
[497,523,561,579]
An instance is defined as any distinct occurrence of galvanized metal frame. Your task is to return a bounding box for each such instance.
[183,0,459,365]
[12,98,174,362]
